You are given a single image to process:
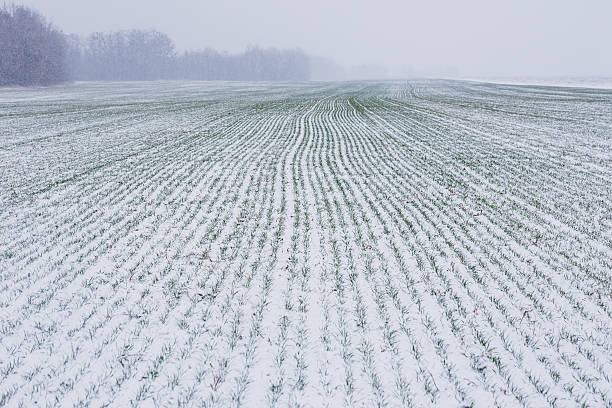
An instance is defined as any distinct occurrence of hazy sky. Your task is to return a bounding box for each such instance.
[17,0,612,77]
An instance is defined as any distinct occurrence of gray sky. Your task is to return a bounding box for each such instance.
[18,0,612,77]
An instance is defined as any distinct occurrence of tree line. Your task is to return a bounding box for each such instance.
[1,4,311,86]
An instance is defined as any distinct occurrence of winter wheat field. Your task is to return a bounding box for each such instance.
[1,80,611,408]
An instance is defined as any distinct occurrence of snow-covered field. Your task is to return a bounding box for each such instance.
[459,77,612,90]
[1,80,611,407]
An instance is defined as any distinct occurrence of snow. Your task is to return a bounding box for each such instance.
[0,79,611,407]
[457,76,612,90]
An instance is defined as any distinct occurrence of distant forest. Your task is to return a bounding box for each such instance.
[1,4,311,86]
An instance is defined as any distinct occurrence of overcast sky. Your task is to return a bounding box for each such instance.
[17,0,612,77]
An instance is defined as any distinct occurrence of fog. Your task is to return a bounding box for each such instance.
[14,0,612,79]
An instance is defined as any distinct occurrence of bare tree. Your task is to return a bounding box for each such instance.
[0,4,68,86]
[75,29,175,81]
